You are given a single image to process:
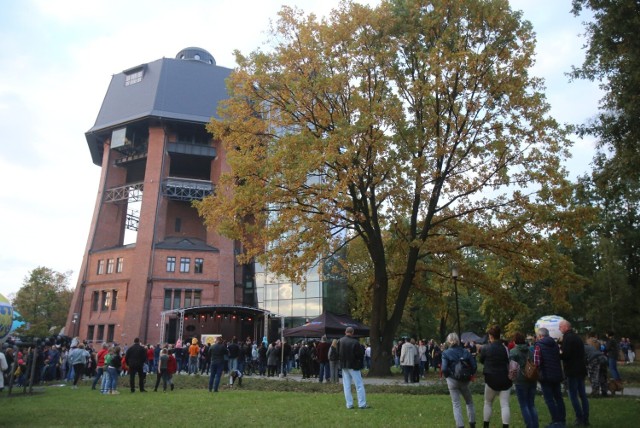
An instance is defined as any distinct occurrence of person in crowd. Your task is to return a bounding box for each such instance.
[281,338,292,377]
[431,341,442,373]
[166,348,177,391]
[329,339,340,384]
[125,337,148,393]
[227,337,240,376]
[298,341,312,379]
[400,337,418,383]
[393,339,403,368]
[92,342,109,391]
[337,326,368,410]
[442,332,477,428]
[365,343,372,370]
[585,336,608,398]
[534,327,566,428]
[316,335,331,383]
[258,342,267,376]
[0,347,8,391]
[479,325,512,428]
[188,338,199,375]
[207,336,228,393]
[100,346,113,394]
[200,342,210,375]
[605,331,621,381]
[418,340,428,378]
[153,348,170,392]
[68,342,90,389]
[509,332,538,428]
[559,320,589,426]
[146,344,155,374]
[266,342,279,377]
[107,345,121,395]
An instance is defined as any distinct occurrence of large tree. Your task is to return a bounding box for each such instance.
[198,0,579,374]
[569,0,640,333]
[12,267,73,338]
[571,0,640,180]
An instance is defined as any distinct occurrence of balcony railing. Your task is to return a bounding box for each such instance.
[162,177,213,201]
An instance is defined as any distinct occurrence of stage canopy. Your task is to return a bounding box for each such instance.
[283,311,370,339]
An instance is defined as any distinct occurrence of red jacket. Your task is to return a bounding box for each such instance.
[167,355,177,375]
[96,348,109,368]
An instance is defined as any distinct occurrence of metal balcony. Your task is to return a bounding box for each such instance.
[162,177,213,201]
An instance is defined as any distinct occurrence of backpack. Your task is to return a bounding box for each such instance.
[452,356,473,381]
[523,358,538,382]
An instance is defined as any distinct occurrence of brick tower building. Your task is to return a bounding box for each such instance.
[65,48,258,345]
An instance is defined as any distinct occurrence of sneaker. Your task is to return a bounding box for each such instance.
[111,390,120,395]
[359,405,371,409]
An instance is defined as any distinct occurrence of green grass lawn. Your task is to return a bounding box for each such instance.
[2,370,639,428]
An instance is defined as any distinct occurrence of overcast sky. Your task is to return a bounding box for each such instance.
[0,0,600,299]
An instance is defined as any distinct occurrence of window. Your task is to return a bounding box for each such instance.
[97,324,105,341]
[125,69,144,86]
[175,218,182,232]
[184,290,192,308]
[107,259,114,274]
[164,289,172,310]
[97,260,105,275]
[111,290,118,310]
[167,256,176,272]
[101,291,111,311]
[193,290,201,306]
[107,325,115,342]
[92,291,99,311]
[195,258,204,274]
[116,257,123,273]
[87,325,95,342]
[173,289,181,309]
[180,257,190,273]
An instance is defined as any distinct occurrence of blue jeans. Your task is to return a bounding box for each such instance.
[341,368,367,409]
[319,362,330,382]
[608,357,621,380]
[208,362,224,392]
[540,381,566,426]
[107,367,118,391]
[188,356,198,374]
[567,376,589,424]
[515,382,539,428]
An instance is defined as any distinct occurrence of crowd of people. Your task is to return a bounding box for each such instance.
[0,323,634,427]
[435,322,631,428]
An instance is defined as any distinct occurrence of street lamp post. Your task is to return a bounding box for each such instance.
[451,268,461,339]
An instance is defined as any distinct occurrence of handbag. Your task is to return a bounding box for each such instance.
[507,347,519,381]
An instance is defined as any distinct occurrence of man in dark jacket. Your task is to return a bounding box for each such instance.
[207,336,228,392]
[560,320,589,426]
[337,327,368,409]
[316,336,331,383]
[125,337,147,393]
[534,327,566,428]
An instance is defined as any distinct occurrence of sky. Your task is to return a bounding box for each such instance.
[0,0,601,300]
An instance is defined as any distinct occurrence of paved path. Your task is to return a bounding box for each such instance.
[258,372,640,396]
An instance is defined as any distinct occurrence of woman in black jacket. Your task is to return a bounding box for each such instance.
[479,325,512,428]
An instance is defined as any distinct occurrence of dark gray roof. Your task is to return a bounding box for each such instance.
[85,47,232,164]
[155,236,219,252]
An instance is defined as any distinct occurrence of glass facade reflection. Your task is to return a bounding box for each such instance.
[251,254,348,327]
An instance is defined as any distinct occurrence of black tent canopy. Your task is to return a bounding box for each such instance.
[283,311,370,339]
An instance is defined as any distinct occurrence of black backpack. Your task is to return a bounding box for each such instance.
[452,356,473,381]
